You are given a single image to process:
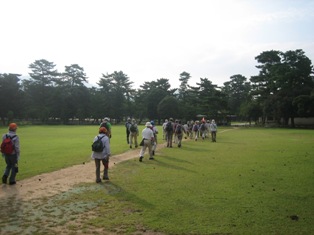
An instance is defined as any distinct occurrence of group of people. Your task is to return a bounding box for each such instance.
[188,118,217,142]
[1,117,217,185]
[161,118,218,147]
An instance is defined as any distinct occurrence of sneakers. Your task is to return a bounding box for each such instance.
[149,157,154,160]
[96,179,102,183]
[103,175,109,180]
[130,145,132,149]
[9,181,16,185]
[139,156,143,162]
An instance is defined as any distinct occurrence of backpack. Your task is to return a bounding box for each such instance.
[130,124,137,132]
[193,125,199,131]
[200,124,206,131]
[92,135,105,152]
[175,125,182,134]
[1,135,16,155]
[165,122,173,132]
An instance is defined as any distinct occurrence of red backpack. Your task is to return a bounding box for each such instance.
[1,135,16,155]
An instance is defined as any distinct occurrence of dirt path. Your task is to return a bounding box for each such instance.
[0,143,169,201]
[0,130,233,201]
[0,146,155,201]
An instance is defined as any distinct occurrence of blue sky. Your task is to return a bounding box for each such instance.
[1,0,313,88]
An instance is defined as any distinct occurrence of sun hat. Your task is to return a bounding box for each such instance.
[9,123,18,130]
[145,122,152,127]
[99,127,107,133]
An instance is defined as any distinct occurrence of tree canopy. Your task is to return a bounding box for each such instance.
[1,49,313,127]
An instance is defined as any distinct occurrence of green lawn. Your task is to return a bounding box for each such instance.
[1,126,313,234]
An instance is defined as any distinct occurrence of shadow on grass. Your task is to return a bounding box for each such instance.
[141,154,197,174]
[97,181,157,213]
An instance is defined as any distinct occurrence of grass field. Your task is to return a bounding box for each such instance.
[1,125,313,234]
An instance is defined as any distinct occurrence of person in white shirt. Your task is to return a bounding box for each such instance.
[210,119,218,142]
[139,122,155,162]
[162,119,168,140]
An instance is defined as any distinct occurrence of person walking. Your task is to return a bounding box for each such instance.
[199,119,207,140]
[1,123,20,185]
[192,120,200,141]
[139,122,154,162]
[165,118,174,147]
[91,127,111,183]
[210,119,218,142]
[162,119,168,140]
[125,117,132,144]
[100,117,111,138]
[129,119,139,148]
[150,120,158,155]
[174,120,185,148]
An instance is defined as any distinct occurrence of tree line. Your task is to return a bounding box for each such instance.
[1,49,313,127]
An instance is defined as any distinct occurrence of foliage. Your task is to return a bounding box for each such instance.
[250,49,314,126]
[0,49,313,126]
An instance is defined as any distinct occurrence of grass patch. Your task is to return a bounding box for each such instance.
[1,126,313,234]
[84,128,314,234]
[0,125,142,179]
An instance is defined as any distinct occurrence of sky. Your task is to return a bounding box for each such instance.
[1,0,314,89]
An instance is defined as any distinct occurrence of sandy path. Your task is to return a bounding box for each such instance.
[0,146,156,201]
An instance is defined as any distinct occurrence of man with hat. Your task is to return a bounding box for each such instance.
[139,122,154,162]
[1,123,20,185]
[100,117,111,138]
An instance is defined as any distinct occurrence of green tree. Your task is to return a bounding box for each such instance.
[23,59,60,122]
[98,71,133,122]
[251,49,314,127]
[0,73,23,125]
[139,79,175,123]
[157,96,179,120]
[222,74,251,119]
[59,64,90,123]
[195,78,227,120]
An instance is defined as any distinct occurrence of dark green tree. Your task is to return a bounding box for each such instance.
[139,78,175,123]
[222,74,251,119]
[251,49,314,127]
[98,71,133,122]
[0,73,23,125]
[23,59,60,122]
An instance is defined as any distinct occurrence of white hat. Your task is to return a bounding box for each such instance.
[145,122,152,127]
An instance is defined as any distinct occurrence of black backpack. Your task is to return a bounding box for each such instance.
[92,135,105,152]
[176,125,182,134]
[130,124,137,132]
[165,122,173,132]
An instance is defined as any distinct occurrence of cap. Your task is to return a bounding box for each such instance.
[9,123,18,130]
[99,127,107,133]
